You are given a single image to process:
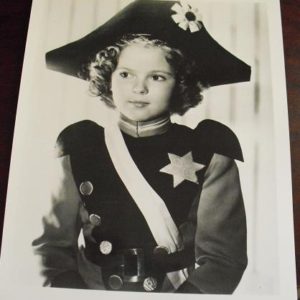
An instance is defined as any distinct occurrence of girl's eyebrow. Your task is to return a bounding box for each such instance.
[150,70,174,76]
[116,66,174,76]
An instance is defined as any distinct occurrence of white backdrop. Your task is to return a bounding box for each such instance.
[0,0,296,299]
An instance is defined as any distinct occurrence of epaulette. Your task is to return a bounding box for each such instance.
[194,119,244,161]
[55,120,103,157]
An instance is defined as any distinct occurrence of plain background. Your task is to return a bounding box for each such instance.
[0,0,296,299]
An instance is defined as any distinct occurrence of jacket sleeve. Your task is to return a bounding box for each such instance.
[32,153,87,288]
[177,153,247,294]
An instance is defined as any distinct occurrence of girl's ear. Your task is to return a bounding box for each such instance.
[176,75,185,86]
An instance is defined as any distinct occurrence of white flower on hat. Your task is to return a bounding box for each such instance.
[171,0,202,33]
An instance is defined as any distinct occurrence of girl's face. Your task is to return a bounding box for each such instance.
[111,44,176,122]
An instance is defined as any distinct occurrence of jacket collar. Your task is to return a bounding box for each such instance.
[118,114,171,138]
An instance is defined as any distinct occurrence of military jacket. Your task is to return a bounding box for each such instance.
[32,119,247,294]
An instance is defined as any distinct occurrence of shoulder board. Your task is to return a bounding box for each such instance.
[194,119,244,161]
[55,120,103,157]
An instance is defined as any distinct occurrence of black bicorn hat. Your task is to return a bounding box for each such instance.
[46,0,251,87]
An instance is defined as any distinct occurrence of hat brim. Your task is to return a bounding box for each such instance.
[46,0,251,87]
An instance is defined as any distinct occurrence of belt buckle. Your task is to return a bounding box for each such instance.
[120,248,145,283]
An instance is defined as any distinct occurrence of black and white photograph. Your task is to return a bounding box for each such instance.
[0,0,297,299]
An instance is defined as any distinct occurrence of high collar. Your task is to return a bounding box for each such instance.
[118,114,171,138]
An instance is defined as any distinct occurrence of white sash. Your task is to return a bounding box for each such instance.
[104,123,188,289]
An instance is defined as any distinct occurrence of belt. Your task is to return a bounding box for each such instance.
[84,246,195,291]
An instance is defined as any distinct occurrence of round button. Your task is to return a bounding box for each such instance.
[79,181,93,196]
[143,277,158,291]
[108,275,123,290]
[153,245,170,256]
[99,240,112,255]
[89,214,101,226]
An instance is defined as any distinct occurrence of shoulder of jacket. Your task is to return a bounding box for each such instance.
[194,119,244,161]
[55,120,104,157]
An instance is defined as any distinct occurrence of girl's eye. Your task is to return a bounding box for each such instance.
[119,71,131,78]
[152,74,166,81]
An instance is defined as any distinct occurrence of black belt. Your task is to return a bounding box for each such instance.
[84,246,195,291]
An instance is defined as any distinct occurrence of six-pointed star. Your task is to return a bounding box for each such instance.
[160,151,205,188]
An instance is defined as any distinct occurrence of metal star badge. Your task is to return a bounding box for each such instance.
[160,151,205,188]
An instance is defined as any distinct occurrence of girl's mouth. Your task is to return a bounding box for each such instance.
[129,100,149,108]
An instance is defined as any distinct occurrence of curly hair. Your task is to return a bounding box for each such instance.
[85,34,205,115]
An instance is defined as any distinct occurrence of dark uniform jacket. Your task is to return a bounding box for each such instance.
[32,119,247,293]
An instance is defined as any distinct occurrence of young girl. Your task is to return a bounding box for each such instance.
[33,0,250,294]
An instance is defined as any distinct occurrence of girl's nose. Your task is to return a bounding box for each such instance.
[132,78,148,94]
